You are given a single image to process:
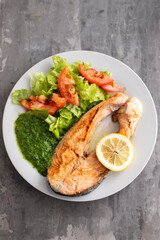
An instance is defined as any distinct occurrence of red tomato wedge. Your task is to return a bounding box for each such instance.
[101,82,122,92]
[58,66,79,106]
[51,93,66,108]
[78,64,114,86]
[21,99,58,115]
[29,95,47,103]
[28,95,37,101]
[21,99,31,111]
[30,101,58,115]
[21,94,66,115]
[36,95,46,103]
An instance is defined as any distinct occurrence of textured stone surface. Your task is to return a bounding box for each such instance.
[0,0,160,239]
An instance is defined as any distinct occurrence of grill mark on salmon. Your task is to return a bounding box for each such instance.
[48,93,129,196]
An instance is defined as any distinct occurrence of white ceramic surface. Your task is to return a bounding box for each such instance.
[2,51,158,202]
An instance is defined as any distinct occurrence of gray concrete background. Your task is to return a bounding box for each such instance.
[0,0,160,239]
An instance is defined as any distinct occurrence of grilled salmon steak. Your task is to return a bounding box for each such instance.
[48,93,129,195]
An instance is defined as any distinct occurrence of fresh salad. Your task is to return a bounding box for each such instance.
[12,56,122,139]
[12,56,122,175]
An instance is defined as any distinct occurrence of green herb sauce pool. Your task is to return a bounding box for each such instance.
[15,113,58,176]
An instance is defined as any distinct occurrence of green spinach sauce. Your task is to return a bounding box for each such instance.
[15,113,58,176]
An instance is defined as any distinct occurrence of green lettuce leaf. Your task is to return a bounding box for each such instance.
[79,99,95,112]
[46,115,74,139]
[52,56,70,73]
[42,89,53,99]
[49,124,60,139]
[12,89,30,105]
[45,115,60,139]
[59,108,73,120]
[58,116,76,134]
[42,71,59,99]
[30,73,50,96]
[45,114,57,125]
[46,72,58,89]
[45,112,78,139]
[65,103,82,118]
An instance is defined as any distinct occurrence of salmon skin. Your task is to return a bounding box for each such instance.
[48,93,129,196]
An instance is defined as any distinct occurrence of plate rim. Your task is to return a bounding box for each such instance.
[2,50,158,202]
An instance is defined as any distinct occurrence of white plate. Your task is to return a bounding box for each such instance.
[2,51,158,202]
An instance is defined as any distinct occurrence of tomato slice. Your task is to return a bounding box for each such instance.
[32,103,58,115]
[59,67,75,85]
[36,95,46,103]
[29,95,36,101]
[58,66,79,106]
[51,93,66,108]
[78,64,114,86]
[21,99,31,111]
[21,99,58,115]
[101,82,122,92]
[29,95,47,103]
[21,93,67,115]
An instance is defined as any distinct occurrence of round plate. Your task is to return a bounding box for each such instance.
[2,51,158,202]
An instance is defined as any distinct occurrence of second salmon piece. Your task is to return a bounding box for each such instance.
[48,93,129,196]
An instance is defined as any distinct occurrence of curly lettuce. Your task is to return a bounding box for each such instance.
[12,89,30,105]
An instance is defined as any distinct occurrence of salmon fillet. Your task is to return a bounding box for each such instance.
[48,93,129,195]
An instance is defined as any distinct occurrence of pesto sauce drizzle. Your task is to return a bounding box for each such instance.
[14,113,58,176]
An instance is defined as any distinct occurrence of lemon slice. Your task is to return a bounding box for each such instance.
[96,133,134,171]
